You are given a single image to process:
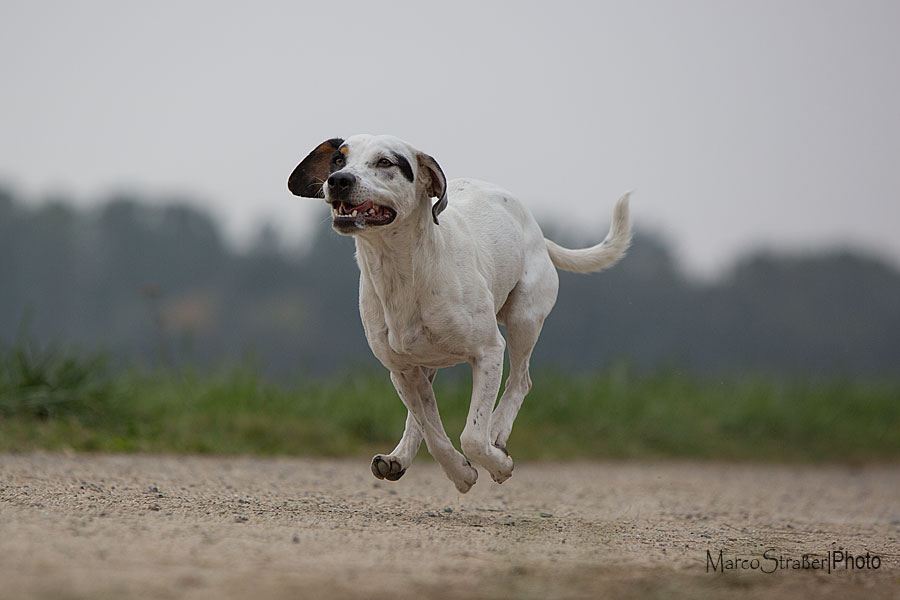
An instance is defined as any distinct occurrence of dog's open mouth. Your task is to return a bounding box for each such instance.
[331,200,396,228]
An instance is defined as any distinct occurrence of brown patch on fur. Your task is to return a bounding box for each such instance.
[287,138,344,198]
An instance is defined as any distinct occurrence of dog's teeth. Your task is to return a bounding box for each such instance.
[367,208,375,215]
[351,210,358,217]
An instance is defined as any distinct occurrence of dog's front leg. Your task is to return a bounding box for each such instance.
[373,369,442,481]
[390,368,478,493]
[460,338,515,483]
[371,409,422,482]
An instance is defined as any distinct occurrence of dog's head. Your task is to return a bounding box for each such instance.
[288,134,447,236]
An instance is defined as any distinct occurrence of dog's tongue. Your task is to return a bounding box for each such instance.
[354,200,374,213]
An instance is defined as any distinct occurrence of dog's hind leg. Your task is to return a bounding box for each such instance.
[489,316,544,451]
[371,368,436,482]
[390,367,478,493]
[491,256,559,450]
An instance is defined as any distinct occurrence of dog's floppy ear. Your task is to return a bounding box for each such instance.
[417,152,447,225]
[287,138,344,198]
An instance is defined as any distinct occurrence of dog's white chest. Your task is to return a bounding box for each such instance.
[363,298,470,369]
[386,323,421,356]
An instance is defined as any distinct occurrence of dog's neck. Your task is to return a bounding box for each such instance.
[353,203,442,315]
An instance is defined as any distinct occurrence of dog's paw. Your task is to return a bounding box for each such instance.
[490,463,514,484]
[449,459,478,494]
[371,455,406,481]
[489,445,514,484]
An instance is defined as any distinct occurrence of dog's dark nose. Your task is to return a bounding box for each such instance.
[327,172,356,196]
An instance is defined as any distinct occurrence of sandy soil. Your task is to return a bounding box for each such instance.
[0,453,897,599]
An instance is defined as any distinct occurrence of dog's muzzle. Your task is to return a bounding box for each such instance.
[325,172,397,232]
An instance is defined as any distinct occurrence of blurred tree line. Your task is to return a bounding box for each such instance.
[1,185,898,378]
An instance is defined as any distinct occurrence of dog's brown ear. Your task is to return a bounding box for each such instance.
[417,152,447,225]
[288,138,344,198]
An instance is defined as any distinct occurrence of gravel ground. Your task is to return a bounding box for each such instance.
[0,453,898,599]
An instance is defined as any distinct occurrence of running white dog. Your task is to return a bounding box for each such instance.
[288,135,631,492]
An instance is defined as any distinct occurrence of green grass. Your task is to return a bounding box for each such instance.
[1,342,898,462]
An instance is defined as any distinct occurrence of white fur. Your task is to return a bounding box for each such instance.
[314,134,631,492]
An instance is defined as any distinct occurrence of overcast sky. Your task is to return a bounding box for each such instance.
[2,1,898,277]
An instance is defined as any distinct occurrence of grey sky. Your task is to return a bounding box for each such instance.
[2,1,898,277]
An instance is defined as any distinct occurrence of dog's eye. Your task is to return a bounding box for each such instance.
[377,158,393,168]
[333,156,345,167]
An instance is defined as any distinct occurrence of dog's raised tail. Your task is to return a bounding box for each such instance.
[544,192,632,273]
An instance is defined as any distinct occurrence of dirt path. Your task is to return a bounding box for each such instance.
[0,453,897,599]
